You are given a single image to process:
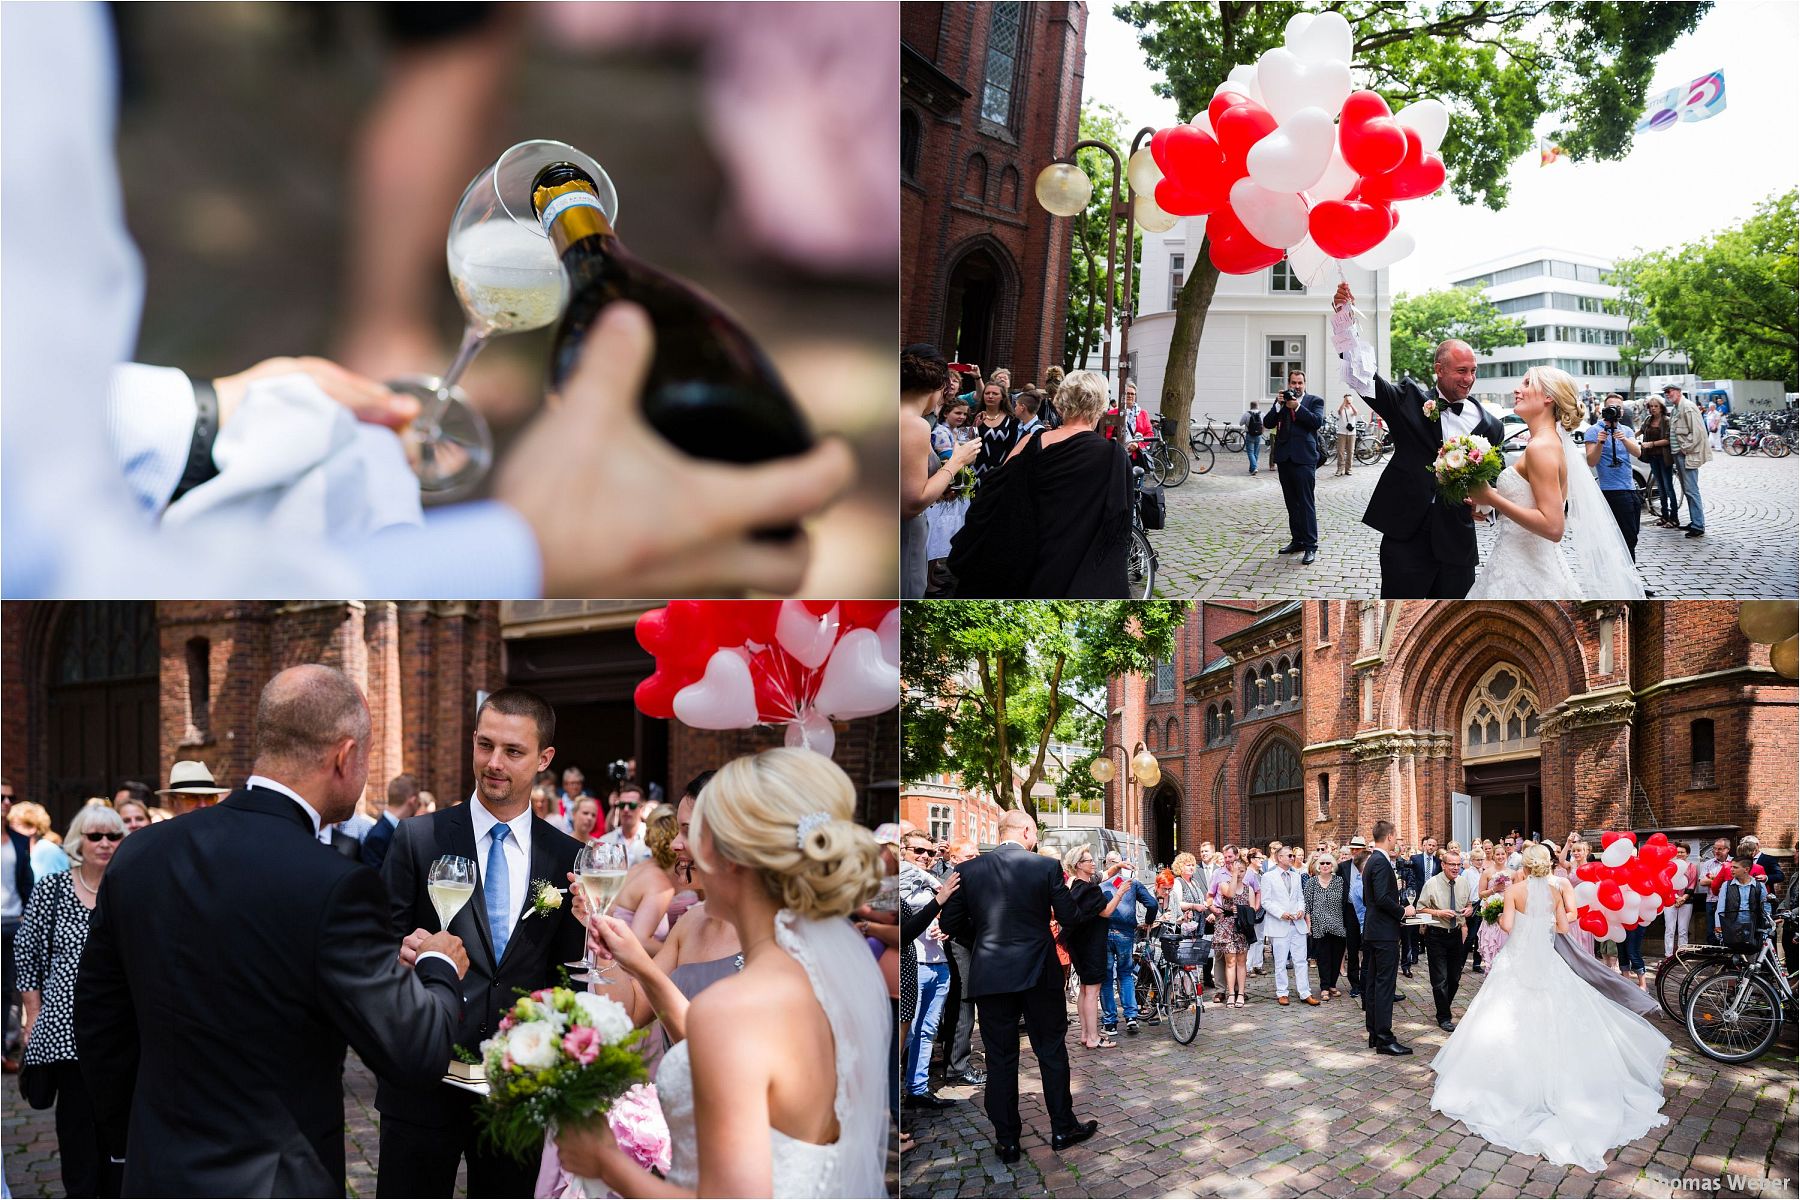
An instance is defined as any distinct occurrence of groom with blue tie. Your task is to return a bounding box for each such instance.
[377,688,587,1197]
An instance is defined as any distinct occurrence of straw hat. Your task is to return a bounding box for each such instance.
[157,760,230,796]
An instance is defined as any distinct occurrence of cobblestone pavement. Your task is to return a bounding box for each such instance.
[7,1050,901,1197]
[1150,449,1799,599]
[903,956,1799,1199]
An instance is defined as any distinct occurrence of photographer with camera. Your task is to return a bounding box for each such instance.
[1269,370,1326,565]
[1584,394,1646,570]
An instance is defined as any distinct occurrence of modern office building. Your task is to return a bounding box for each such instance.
[1449,247,1692,407]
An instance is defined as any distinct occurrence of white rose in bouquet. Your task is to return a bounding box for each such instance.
[506,1020,560,1071]
[1444,447,1468,471]
[573,991,636,1045]
[1467,434,1491,454]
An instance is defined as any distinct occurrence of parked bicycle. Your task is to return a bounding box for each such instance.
[1722,426,1792,457]
[1136,432,1191,488]
[1136,927,1204,1045]
[1190,413,1245,453]
[1684,929,1796,1063]
[1653,940,1733,1024]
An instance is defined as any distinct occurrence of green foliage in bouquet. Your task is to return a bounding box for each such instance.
[1480,894,1506,926]
[1430,435,1505,505]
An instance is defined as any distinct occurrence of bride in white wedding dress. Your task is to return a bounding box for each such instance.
[1430,844,1670,1172]
[1465,366,1645,600]
[558,749,890,1198]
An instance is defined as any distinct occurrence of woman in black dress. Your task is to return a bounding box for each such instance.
[1060,844,1127,1049]
[947,371,1133,597]
[970,381,1020,484]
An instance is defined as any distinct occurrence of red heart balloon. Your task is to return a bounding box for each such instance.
[801,601,836,617]
[1214,99,1277,177]
[634,606,674,655]
[1338,90,1407,176]
[839,600,898,630]
[1596,881,1624,911]
[1149,126,1176,175]
[733,600,782,646]
[1155,172,1232,218]
[1645,833,1671,847]
[1206,206,1284,275]
[748,647,809,723]
[1575,862,1605,883]
[1360,130,1446,203]
[634,669,685,720]
[1579,910,1610,938]
[1207,88,1250,130]
[1308,199,1393,259]
[1163,125,1222,181]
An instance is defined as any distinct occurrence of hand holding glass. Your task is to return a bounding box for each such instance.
[567,842,629,985]
[428,855,478,930]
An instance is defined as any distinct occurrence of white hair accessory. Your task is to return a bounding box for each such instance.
[796,811,832,848]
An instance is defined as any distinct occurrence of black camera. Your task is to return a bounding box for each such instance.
[607,758,631,784]
[1601,404,1624,425]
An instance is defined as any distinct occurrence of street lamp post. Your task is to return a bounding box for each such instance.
[1036,126,1160,403]
[1089,740,1162,840]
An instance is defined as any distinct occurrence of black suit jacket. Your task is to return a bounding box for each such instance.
[1269,392,1326,468]
[936,843,1078,998]
[377,801,585,1127]
[1361,848,1409,943]
[7,827,32,916]
[1334,857,1364,924]
[360,814,397,871]
[74,786,463,1198]
[327,827,361,860]
[1358,374,1506,565]
[1409,853,1440,885]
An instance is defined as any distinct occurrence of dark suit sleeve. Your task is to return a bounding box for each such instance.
[1358,374,1411,426]
[1365,859,1406,921]
[1294,394,1324,433]
[361,820,393,870]
[381,816,420,938]
[74,875,138,1160]
[938,875,972,944]
[315,866,462,1088]
[1047,860,1079,929]
[549,840,587,969]
[1759,854,1786,887]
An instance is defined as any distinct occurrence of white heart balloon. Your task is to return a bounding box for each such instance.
[1246,104,1336,191]
[1228,177,1309,249]
[1283,11,1315,43]
[1352,227,1416,271]
[673,650,760,730]
[813,628,900,720]
[1394,98,1450,154]
[1284,235,1335,288]
[1287,9,1353,65]
[1600,839,1635,868]
[1126,145,1163,195]
[1225,63,1264,105]
[1254,48,1352,125]
[784,709,836,757]
[1573,880,1600,909]
[1309,141,1360,203]
[1190,112,1214,138]
[876,606,901,668]
[776,600,839,669]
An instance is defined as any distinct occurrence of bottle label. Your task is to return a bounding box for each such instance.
[539,190,605,233]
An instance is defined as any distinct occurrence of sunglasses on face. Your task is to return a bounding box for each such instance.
[616,801,640,810]
[86,831,124,843]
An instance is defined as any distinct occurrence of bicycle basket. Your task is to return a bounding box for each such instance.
[1172,936,1210,966]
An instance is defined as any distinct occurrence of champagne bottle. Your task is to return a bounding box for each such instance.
[531,162,812,464]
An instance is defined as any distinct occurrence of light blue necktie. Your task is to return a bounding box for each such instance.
[486,824,511,963]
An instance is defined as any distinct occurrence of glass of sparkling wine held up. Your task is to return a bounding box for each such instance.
[427,854,478,930]
[399,139,619,501]
[568,841,629,985]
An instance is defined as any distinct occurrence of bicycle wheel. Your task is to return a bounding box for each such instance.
[1354,437,1380,465]
[1168,969,1201,1044]
[1686,972,1781,1063]
[1765,435,1790,458]
[1127,528,1156,598]
[1679,956,1738,1017]
[1137,959,1162,1022]
[1190,440,1215,476]
[1724,434,1748,456]
[1222,429,1245,453]
[1655,948,1718,1022]
[1161,443,1191,487]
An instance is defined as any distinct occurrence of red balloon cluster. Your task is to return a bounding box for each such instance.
[633,601,900,757]
[1148,86,1445,273]
[1571,832,1685,942]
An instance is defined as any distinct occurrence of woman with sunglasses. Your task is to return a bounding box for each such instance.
[15,802,128,1197]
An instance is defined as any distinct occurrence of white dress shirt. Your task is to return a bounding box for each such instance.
[1263,866,1308,931]
[469,796,533,934]
[598,826,651,868]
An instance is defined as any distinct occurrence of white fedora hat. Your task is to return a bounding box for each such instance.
[157,760,230,796]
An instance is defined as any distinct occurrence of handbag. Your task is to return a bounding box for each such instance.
[1137,479,1166,531]
[18,1061,56,1110]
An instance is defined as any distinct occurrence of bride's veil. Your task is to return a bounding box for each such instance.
[1560,430,1647,600]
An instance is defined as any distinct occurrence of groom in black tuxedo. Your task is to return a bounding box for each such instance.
[1270,369,1327,565]
[76,666,470,1197]
[1362,819,1417,1056]
[378,687,587,1197]
[937,810,1097,1163]
[1334,283,1506,598]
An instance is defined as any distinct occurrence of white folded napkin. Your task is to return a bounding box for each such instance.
[162,372,422,539]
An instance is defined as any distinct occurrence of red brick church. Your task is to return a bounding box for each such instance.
[1103,601,1795,866]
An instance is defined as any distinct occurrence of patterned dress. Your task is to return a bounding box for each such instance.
[1212,882,1247,955]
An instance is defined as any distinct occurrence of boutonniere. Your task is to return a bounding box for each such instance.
[1422,397,1440,421]
[521,878,564,921]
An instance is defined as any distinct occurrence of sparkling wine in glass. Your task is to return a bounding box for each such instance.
[567,842,629,985]
[400,139,619,502]
[428,855,478,930]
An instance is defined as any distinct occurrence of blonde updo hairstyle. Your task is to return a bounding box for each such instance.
[689,748,882,921]
[644,808,680,870]
[1055,370,1110,425]
[1520,842,1554,878]
[1524,366,1583,431]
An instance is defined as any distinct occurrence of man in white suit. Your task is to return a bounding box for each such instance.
[1262,846,1318,1006]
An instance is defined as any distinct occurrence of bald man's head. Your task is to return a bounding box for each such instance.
[1433,339,1477,402]
[997,808,1038,848]
[252,666,371,818]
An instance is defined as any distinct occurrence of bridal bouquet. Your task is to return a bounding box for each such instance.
[1430,433,1504,504]
[474,987,648,1164]
[1480,894,1506,925]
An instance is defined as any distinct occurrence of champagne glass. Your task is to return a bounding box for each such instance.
[401,139,618,502]
[428,855,478,930]
[567,842,629,985]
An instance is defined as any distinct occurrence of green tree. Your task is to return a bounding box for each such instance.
[1614,190,1798,389]
[1066,102,1146,370]
[1608,257,1683,400]
[1390,286,1526,382]
[902,601,1190,811]
[1114,1,1711,429]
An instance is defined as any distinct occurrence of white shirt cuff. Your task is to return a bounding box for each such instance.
[415,950,457,973]
[106,363,197,514]
[356,501,544,597]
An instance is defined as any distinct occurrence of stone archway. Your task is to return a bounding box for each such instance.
[1143,777,1182,867]
[1242,731,1304,850]
[939,235,1020,371]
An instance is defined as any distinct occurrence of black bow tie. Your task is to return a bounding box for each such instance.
[1441,399,1464,417]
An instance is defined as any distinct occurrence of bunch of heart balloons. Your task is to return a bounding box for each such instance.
[633,600,900,758]
[1132,10,1447,280]
[1569,832,1685,943]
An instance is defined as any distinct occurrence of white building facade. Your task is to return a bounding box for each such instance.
[1448,247,1693,408]
[1117,216,1392,425]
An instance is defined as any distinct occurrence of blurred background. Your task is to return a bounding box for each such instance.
[110,1,899,596]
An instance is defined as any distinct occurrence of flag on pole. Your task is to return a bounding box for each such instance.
[1539,138,1566,167]
[1635,69,1727,133]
